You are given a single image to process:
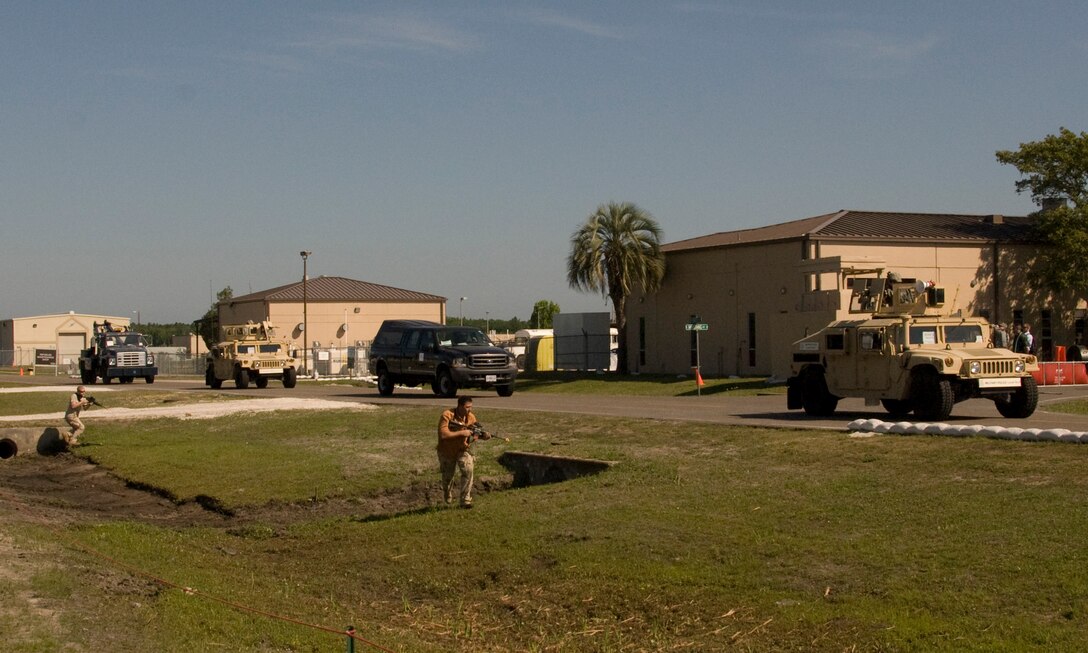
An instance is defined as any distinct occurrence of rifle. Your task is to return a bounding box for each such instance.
[86,396,105,408]
[449,420,510,443]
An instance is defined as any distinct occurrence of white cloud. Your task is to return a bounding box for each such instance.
[295,12,482,54]
[812,29,942,79]
[514,8,626,40]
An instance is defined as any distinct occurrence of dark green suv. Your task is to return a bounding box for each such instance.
[368,320,518,397]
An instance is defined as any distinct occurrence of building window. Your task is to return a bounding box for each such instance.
[639,317,646,366]
[748,313,756,367]
[1040,309,1052,359]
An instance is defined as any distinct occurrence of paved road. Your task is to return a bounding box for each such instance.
[14,374,1088,432]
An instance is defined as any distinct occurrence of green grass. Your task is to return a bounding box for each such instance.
[1046,398,1088,415]
[5,404,1088,651]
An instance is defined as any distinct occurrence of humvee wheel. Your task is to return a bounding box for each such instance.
[234,366,250,390]
[436,370,458,398]
[377,370,395,396]
[801,368,839,416]
[255,376,269,389]
[911,369,953,421]
[206,367,223,389]
[994,376,1038,418]
[881,399,913,417]
[282,368,297,388]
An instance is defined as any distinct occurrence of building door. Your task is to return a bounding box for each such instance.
[58,333,86,370]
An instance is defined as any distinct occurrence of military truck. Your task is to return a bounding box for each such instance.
[79,322,157,384]
[205,321,298,389]
[787,271,1039,421]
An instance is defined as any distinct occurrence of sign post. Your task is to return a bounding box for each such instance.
[684,321,710,395]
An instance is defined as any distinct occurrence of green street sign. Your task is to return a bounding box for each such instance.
[685,323,709,331]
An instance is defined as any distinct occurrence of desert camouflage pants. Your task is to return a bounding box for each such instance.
[65,414,84,441]
[438,450,474,506]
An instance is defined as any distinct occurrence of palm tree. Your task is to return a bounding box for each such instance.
[567,202,665,374]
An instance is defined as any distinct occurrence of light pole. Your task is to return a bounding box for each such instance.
[486,311,490,334]
[132,310,140,327]
[300,250,311,376]
[459,297,467,325]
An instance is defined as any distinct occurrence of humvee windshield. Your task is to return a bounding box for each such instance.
[944,325,985,344]
[908,324,985,346]
[259,344,282,354]
[437,329,491,346]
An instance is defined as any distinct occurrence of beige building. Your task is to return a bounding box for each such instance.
[217,276,447,353]
[1,312,132,369]
[627,210,1081,380]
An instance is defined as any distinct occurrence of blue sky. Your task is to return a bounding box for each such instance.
[3,2,1085,324]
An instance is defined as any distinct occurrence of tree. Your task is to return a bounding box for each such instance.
[195,287,232,346]
[567,202,665,374]
[997,128,1088,294]
[529,300,560,329]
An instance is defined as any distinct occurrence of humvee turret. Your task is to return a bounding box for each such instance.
[205,321,298,389]
[787,271,1039,421]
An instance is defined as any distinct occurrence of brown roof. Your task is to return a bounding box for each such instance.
[662,210,1035,253]
[228,276,446,304]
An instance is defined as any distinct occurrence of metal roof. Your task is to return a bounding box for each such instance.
[228,276,446,304]
[662,210,1036,253]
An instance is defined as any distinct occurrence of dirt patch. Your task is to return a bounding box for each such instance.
[0,453,513,530]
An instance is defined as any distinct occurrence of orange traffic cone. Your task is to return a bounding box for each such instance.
[695,368,705,386]
[19,367,24,376]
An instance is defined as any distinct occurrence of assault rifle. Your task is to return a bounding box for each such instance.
[86,396,105,408]
[449,420,510,443]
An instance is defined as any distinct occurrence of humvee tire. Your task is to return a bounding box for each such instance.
[881,399,913,417]
[911,369,953,421]
[801,368,839,416]
[994,376,1039,418]
[235,367,250,390]
[282,367,297,389]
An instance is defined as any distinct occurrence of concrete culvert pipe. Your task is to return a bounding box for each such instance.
[0,427,67,459]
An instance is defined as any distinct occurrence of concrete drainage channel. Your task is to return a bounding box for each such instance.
[1,427,617,486]
[497,451,616,486]
[0,427,68,459]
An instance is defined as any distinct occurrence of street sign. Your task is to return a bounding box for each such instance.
[685,323,709,331]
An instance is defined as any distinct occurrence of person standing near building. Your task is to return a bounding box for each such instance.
[1013,324,1035,354]
[436,396,490,509]
[992,323,1009,348]
[64,385,91,446]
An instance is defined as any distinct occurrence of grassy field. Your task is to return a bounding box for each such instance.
[2,390,1088,651]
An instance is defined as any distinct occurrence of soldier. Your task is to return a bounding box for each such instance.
[436,396,491,509]
[64,386,91,446]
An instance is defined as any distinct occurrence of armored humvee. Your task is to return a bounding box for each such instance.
[205,321,298,389]
[787,271,1039,421]
[79,322,157,384]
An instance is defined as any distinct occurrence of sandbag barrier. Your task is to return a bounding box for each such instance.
[848,418,1088,444]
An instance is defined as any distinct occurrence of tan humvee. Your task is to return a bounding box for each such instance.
[205,321,298,389]
[787,271,1039,420]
